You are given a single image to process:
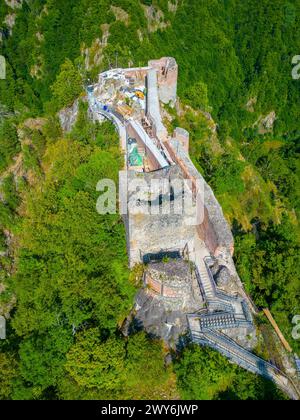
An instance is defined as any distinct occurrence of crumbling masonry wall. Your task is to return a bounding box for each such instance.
[148,57,178,105]
[124,166,196,267]
[164,138,234,258]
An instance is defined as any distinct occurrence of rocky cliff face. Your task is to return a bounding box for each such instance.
[1,1,23,37]
[5,0,23,9]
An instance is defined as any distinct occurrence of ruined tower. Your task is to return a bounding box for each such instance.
[148,57,178,105]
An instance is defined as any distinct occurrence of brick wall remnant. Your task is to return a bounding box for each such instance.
[132,260,204,346]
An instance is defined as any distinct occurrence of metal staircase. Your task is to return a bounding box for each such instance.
[188,322,299,400]
[199,312,237,330]
[187,256,300,400]
[196,259,215,300]
[194,259,253,326]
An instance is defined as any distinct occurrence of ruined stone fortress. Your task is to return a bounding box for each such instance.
[88,58,299,399]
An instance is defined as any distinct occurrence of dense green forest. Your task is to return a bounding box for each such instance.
[0,0,299,400]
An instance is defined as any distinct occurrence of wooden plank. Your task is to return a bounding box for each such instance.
[263,308,293,353]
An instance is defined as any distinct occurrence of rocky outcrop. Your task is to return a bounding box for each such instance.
[256,111,277,133]
[58,98,80,132]
[173,127,189,152]
[4,13,16,34]
[81,24,110,71]
[168,1,179,13]
[142,5,170,33]
[214,265,232,288]
[5,0,23,8]
[110,6,129,26]
[245,97,257,113]
[261,111,276,130]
